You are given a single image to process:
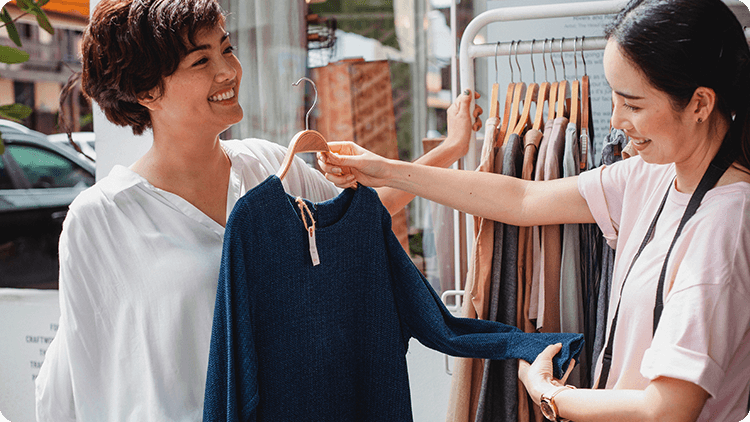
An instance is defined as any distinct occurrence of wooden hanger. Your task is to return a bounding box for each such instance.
[569,37,581,131]
[276,77,330,180]
[489,42,502,120]
[498,41,517,143]
[555,38,569,119]
[504,40,525,145]
[546,38,559,125]
[533,38,552,132]
[580,36,592,171]
[513,39,540,136]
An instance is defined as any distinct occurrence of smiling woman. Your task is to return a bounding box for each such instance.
[34,0,482,420]
[317,0,750,420]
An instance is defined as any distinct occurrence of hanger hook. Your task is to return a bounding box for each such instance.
[550,37,557,81]
[530,39,536,84]
[542,38,549,82]
[573,36,579,80]
[293,77,317,131]
[508,40,515,83]
[581,36,588,76]
[514,40,522,81]
[560,37,566,80]
[495,41,501,84]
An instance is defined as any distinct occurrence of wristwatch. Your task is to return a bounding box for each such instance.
[540,385,573,421]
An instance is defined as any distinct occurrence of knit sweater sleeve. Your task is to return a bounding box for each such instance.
[204,204,259,422]
[380,204,584,380]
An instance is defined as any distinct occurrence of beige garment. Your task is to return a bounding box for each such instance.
[539,116,568,333]
[529,119,554,326]
[446,116,502,422]
[516,129,544,422]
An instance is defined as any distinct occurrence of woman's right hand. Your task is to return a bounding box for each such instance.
[317,141,394,189]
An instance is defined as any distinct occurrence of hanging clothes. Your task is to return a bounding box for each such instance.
[538,116,568,333]
[559,121,584,387]
[203,176,584,422]
[589,128,629,385]
[516,128,544,422]
[529,119,554,328]
[446,115,502,422]
[475,132,524,422]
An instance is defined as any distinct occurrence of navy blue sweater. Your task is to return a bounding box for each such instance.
[203,176,583,422]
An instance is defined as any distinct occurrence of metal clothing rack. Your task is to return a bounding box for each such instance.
[443,0,750,309]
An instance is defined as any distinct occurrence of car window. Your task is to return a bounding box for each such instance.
[4,145,94,189]
[0,156,13,189]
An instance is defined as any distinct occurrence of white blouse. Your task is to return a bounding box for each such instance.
[35,139,340,422]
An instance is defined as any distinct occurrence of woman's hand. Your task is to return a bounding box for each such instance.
[442,89,483,159]
[318,142,395,189]
[518,343,566,405]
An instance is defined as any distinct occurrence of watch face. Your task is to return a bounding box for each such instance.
[540,400,556,420]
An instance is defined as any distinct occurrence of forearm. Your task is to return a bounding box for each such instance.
[534,377,707,422]
[376,134,469,216]
[378,159,594,226]
[553,387,656,422]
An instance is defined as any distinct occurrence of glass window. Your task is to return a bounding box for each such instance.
[0,156,13,190]
[5,145,94,189]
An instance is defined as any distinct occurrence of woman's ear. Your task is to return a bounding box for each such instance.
[137,89,160,110]
[690,87,717,124]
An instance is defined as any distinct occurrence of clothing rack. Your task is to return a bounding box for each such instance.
[444,0,750,309]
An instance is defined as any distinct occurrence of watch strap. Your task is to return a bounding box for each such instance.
[541,385,574,421]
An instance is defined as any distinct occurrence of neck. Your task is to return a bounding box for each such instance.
[134,123,229,187]
[673,118,730,194]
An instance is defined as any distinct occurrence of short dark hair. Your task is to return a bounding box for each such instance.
[80,0,225,135]
[605,0,750,170]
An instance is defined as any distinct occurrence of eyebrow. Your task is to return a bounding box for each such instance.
[186,32,230,55]
[613,90,644,101]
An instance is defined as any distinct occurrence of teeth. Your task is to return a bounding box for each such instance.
[209,88,235,102]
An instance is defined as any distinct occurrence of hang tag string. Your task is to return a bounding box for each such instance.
[296,197,321,266]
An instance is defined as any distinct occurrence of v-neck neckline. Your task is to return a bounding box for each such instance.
[115,163,240,236]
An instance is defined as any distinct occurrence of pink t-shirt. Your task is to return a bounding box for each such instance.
[578,156,750,422]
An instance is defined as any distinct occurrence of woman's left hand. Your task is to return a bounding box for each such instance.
[442,89,483,159]
[518,343,566,405]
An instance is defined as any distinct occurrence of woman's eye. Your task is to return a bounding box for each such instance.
[224,45,235,54]
[623,103,640,112]
[193,58,208,67]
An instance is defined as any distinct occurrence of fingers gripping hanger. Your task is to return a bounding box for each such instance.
[503,40,526,145]
[276,77,330,180]
[532,38,552,132]
[513,39,539,136]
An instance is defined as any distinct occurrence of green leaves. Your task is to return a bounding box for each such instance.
[0,45,29,63]
[0,104,33,121]
[14,0,54,36]
[0,0,57,156]
[0,9,22,47]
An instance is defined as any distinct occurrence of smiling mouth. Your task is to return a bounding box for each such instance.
[631,138,650,146]
[209,88,235,102]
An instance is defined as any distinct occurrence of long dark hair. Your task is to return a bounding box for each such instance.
[605,0,750,171]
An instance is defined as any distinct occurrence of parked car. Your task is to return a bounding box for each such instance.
[0,120,95,289]
[48,131,96,162]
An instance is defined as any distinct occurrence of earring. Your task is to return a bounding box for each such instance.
[697,118,703,124]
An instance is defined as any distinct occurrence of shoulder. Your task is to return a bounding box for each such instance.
[222,138,287,162]
[67,165,143,220]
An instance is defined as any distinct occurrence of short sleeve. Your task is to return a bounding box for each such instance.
[640,189,750,398]
[578,166,619,248]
